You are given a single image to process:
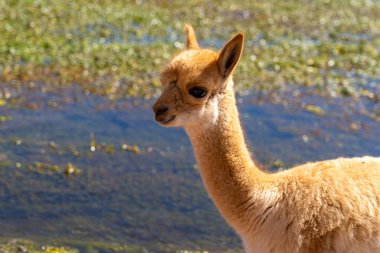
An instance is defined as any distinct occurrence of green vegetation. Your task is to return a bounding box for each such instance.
[0,238,144,253]
[0,0,379,101]
[0,239,78,253]
[304,104,326,116]
[0,134,142,176]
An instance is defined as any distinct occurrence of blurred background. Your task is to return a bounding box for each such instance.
[0,0,379,252]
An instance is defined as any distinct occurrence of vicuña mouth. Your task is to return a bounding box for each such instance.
[160,115,176,125]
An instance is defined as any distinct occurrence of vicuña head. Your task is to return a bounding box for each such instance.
[153,24,243,129]
[152,25,380,253]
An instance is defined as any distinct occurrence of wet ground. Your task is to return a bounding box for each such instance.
[0,83,379,252]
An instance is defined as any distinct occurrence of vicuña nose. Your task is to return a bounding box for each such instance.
[155,105,169,117]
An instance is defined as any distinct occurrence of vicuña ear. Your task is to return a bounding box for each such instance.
[217,33,244,78]
[185,24,199,50]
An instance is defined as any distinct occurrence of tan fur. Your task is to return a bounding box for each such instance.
[153,25,380,253]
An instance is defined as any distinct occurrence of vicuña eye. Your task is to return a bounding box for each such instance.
[189,87,208,98]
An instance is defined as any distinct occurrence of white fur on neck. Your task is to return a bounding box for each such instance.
[211,95,219,125]
[182,94,220,130]
[206,77,235,127]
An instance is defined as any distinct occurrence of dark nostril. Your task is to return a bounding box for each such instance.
[155,105,169,117]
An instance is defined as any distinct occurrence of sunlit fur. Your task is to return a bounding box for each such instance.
[153,25,380,253]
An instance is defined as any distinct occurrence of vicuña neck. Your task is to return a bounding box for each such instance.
[185,80,267,229]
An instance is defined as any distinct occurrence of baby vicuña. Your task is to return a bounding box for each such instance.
[153,25,380,253]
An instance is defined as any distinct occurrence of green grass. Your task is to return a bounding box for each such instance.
[0,0,379,100]
[0,239,78,253]
[0,238,145,253]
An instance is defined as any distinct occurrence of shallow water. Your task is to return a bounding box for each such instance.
[0,85,379,252]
